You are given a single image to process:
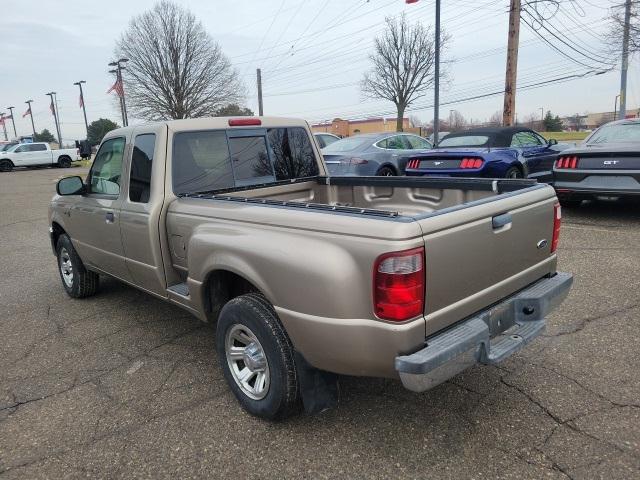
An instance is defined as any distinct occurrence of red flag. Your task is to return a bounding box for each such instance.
[4,114,12,120]
[50,98,56,116]
[22,107,31,118]
[79,93,84,108]
[107,78,124,98]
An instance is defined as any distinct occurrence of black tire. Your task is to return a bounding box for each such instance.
[56,234,99,298]
[58,156,72,168]
[504,166,523,179]
[558,198,582,208]
[0,159,13,172]
[216,293,300,420]
[376,166,396,176]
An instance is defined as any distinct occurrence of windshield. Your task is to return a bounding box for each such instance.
[586,122,640,145]
[0,143,17,152]
[438,135,490,148]
[322,136,372,153]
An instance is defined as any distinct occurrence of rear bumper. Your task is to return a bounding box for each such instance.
[553,171,640,196]
[395,272,573,392]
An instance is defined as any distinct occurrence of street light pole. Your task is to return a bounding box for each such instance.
[74,80,89,137]
[25,100,36,137]
[46,92,63,147]
[433,0,441,144]
[6,107,17,138]
[540,107,544,129]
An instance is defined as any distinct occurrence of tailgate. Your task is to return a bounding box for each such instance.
[416,185,559,336]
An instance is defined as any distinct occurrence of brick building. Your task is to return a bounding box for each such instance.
[311,117,410,137]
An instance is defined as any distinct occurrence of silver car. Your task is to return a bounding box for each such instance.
[322,132,432,176]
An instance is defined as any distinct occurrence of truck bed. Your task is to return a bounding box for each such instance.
[178,175,541,218]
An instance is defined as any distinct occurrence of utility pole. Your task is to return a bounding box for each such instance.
[256,68,264,116]
[109,58,129,126]
[6,107,17,138]
[433,0,441,144]
[25,100,36,136]
[74,80,89,136]
[502,0,521,126]
[619,0,632,119]
[46,92,63,147]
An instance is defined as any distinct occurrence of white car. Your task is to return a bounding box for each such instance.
[0,142,78,172]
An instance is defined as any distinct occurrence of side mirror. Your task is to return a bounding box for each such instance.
[548,138,558,146]
[57,176,85,196]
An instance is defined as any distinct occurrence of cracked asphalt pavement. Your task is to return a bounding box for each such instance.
[1,167,639,479]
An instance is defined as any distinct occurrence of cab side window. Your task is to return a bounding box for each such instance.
[89,137,125,196]
[129,134,155,203]
[511,131,543,147]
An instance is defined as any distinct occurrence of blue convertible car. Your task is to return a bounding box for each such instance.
[405,127,567,182]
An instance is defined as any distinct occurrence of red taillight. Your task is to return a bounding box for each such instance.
[555,155,579,169]
[350,157,368,165]
[407,159,420,169]
[228,118,262,126]
[551,202,561,253]
[373,247,425,321]
[460,157,483,169]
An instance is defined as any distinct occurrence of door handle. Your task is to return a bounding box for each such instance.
[492,213,512,229]
[105,212,115,224]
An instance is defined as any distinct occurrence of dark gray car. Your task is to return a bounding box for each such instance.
[553,118,640,206]
[322,132,432,176]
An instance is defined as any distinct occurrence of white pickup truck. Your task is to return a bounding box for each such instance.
[0,142,78,172]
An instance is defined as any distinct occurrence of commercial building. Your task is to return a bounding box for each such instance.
[311,117,410,137]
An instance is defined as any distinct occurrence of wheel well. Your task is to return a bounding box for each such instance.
[58,155,71,162]
[203,270,261,321]
[377,163,397,174]
[0,158,14,165]
[51,222,66,248]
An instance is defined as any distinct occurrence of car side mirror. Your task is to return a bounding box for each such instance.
[548,138,558,146]
[57,176,85,196]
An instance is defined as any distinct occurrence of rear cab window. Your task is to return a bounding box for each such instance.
[173,127,319,195]
[129,134,155,203]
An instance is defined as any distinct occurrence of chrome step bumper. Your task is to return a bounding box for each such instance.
[395,272,573,392]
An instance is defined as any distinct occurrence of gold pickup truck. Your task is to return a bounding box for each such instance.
[49,117,572,420]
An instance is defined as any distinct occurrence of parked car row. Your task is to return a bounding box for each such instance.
[320,118,640,205]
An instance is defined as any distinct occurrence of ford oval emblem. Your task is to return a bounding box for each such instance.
[537,239,548,249]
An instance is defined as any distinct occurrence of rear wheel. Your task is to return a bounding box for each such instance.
[504,166,523,179]
[56,234,99,298]
[376,166,396,176]
[58,156,72,168]
[0,160,13,172]
[216,293,300,420]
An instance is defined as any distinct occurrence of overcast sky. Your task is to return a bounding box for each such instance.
[0,0,635,141]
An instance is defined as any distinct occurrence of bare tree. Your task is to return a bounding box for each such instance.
[487,111,503,126]
[409,115,423,128]
[116,1,244,120]
[361,13,443,132]
[448,110,467,132]
[606,2,639,55]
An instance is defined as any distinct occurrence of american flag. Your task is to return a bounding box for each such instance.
[4,114,11,120]
[79,93,84,108]
[22,106,31,118]
[50,98,56,116]
[107,78,124,98]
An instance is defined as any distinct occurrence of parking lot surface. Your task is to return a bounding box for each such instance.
[1,167,639,479]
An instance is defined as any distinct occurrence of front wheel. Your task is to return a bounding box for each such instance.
[504,166,523,179]
[376,166,396,176]
[0,160,13,172]
[56,234,99,298]
[216,293,300,420]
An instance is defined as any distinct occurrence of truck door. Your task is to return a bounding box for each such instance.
[12,143,44,166]
[66,136,132,281]
[119,125,168,296]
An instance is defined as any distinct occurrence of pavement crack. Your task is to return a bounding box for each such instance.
[544,303,639,338]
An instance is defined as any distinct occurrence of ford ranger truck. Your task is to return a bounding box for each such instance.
[49,117,572,420]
